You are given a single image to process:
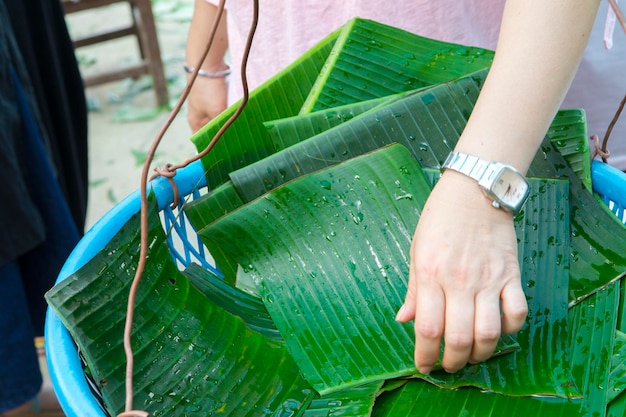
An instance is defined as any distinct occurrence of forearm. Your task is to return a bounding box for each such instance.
[185,0,229,73]
[456,0,601,173]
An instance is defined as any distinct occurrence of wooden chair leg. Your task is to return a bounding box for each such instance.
[131,0,169,107]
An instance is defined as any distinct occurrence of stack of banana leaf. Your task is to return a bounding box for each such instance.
[46,19,626,417]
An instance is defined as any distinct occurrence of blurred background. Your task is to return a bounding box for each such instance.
[63,0,197,230]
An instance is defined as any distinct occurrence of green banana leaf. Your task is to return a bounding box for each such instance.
[371,379,581,416]
[46,200,316,417]
[190,28,339,189]
[184,263,278,340]
[609,331,626,403]
[195,144,576,398]
[371,283,621,416]
[300,18,493,113]
[609,395,626,417]
[545,109,592,190]
[225,71,486,203]
[190,18,494,190]
[265,104,591,191]
[265,95,399,152]
[567,282,620,416]
[46,148,577,416]
[302,382,384,417]
[45,16,626,417]
[198,65,626,306]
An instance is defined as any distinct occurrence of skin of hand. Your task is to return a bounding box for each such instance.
[186,0,230,132]
[396,0,601,375]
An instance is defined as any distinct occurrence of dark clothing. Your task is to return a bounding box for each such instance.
[4,0,89,232]
[0,0,87,411]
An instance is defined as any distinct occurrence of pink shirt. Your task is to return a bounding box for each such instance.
[206,0,506,103]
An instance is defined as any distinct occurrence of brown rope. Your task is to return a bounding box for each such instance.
[593,93,626,163]
[591,133,612,161]
[117,0,259,415]
[151,163,180,208]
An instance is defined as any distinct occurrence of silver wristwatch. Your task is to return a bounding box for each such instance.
[442,151,530,214]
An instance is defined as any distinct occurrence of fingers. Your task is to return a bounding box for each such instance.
[413,282,444,374]
[501,281,528,334]
[469,291,501,364]
[440,292,475,372]
[399,269,527,374]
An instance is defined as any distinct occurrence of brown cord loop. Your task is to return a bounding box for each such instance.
[151,163,180,209]
[152,162,176,179]
[591,133,612,161]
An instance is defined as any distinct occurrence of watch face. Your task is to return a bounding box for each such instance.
[490,167,530,212]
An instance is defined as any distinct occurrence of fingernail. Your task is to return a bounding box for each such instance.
[395,304,407,321]
[418,365,432,375]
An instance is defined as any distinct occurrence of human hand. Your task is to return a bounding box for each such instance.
[187,77,228,133]
[395,170,528,374]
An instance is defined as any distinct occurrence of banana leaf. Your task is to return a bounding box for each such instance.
[609,331,626,403]
[45,199,316,417]
[609,395,626,417]
[265,95,399,152]
[371,283,621,416]
[371,379,581,417]
[45,16,626,417]
[567,282,620,416]
[545,109,592,190]
[225,71,486,202]
[191,18,493,190]
[265,105,591,190]
[189,14,626,304]
[184,263,278,340]
[217,68,626,305]
[300,18,493,113]
[195,143,576,398]
[302,382,384,417]
[190,28,340,189]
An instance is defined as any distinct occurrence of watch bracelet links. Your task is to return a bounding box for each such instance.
[442,152,499,183]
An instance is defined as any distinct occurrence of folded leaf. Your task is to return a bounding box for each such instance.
[184,263,279,340]
[303,382,384,417]
[545,109,591,190]
[191,28,340,189]
[46,200,315,416]
[301,18,494,112]
[197,143,576,398]
[199,144,427,395]
[227,70,487,203]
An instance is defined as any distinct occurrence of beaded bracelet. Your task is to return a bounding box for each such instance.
[183,64,231,78]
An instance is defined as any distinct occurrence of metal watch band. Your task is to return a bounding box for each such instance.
[442,152,498,182]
